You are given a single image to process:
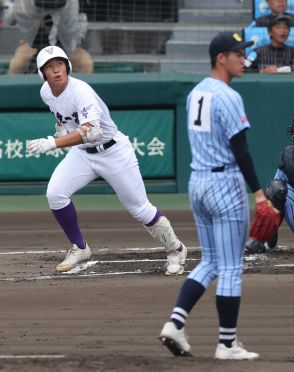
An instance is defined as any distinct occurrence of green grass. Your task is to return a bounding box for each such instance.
[0,193,256,212]
[0,193,190,212]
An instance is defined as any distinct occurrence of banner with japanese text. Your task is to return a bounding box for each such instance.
[0,110,175,181]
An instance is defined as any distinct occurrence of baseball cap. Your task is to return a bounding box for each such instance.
[209,32,254,59]
[268,14,291,29]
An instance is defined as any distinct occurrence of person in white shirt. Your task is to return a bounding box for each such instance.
[27,45,187,275]
[6,0,93,74]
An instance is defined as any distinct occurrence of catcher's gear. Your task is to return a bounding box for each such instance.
[245,230,278,254]
[37,46,72,81]
[286,119,294,141]
[279,145,294,187]
[249,199,281,242]
[245,239,265,254]
[27,136,56,154]
[264,231,278,250]
[264,179,287,211]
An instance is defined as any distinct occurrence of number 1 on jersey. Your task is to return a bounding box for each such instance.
[188,90,212,133]
[194,96,203,126]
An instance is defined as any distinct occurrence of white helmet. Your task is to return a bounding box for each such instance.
[36,46,72,81]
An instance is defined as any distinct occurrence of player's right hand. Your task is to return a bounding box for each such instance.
[27,136,57,154]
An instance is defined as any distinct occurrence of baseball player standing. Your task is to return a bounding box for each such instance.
[27,45,187,275]
[159,32,276,360]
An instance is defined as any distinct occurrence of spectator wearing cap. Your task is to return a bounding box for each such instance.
[255,0,294,27]
[247,14,294,73]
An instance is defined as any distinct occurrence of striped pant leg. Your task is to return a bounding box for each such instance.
[188,184,218,288]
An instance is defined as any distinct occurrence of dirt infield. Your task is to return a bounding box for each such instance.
[0,210,293,371]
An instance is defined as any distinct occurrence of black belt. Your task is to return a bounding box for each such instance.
[211,166,225,173]
[84,139,116,153]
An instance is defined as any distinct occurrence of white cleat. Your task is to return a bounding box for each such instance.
[159,321,192,357]
[165,244,187,275]
[56,243,92,272]
[215,339,259,360]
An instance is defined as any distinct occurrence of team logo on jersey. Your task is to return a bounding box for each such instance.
[233,33,242,42]
[45,47,54,54]
[81,107,88,118]
[241,115,248,123]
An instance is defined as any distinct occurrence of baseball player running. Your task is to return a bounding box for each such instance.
[27,45,187,275]
[159,32,276,360]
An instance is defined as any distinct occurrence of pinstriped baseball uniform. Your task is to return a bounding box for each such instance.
[187,77,250,296]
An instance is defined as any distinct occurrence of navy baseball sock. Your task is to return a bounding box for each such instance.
[170,279,205,329]
[51,202,85,249]
[216,295,240,347]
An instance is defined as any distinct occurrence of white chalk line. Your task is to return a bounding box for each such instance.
[0,250,67,255]
[0,354,65,359]
[65,257,199,274]
[0,255,200,282]
[0,246,292,282]
[0,247,199,256]
[0,249,199,282]
[0,270,156,282]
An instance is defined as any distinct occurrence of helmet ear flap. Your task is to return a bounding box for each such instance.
[68,60,72,74]
[38,68,45,81]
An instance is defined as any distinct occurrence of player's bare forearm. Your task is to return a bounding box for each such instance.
[55,130,83,148]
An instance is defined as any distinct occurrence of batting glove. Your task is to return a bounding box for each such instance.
[27,136,57,154]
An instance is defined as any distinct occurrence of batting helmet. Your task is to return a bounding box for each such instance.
[36,46,72,81]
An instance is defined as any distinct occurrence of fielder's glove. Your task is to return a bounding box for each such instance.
[249,199,281,242]
[27,136,56,154]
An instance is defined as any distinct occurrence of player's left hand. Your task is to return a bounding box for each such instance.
[249,199,281,242]
[27,136,57,154]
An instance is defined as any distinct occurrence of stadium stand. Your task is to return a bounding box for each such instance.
[0,0,253,75]
[161,0,252,74]
[243,26,294,54]
[253,0,294,21]
[243,1,294,57]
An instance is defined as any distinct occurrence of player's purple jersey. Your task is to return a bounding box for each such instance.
[186,77,250,171]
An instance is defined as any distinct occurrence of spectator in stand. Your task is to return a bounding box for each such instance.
[0,1,4,25]
[6,0,93,74]
[247,14,294,73]
[255,0,294,27]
